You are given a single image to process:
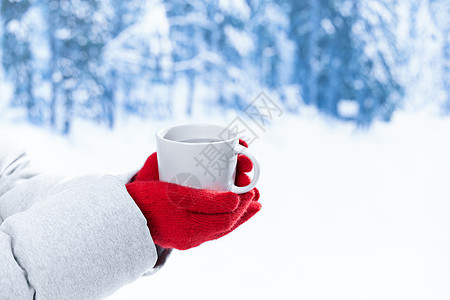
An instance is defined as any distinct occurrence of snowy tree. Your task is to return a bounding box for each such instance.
[164,0,259,113]
[285,0,402,124]
[164,0,210,114]
[428,0,450,112]
[0,0,442,132]
[102,0,146,126]
[43,0,142,133]
[395,0,447,113]
[1,0,38,122]
[353,0,403,123]
[248,0,293,106]
[43,0,109,133]
[103,0,172,119]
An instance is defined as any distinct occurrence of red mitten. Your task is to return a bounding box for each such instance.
[126,139,261,250]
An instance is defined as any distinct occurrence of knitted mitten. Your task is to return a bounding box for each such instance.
[126,140,261,250]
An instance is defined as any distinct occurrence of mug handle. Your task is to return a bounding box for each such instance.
[230,144,260,194]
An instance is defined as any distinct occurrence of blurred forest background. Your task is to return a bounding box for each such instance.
[0,0,448,134]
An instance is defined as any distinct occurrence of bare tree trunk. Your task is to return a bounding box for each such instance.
[307,0,320,106]
[186,71,195,115]
[63,89,72,135]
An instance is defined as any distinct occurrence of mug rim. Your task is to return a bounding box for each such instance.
[156,123,236,145]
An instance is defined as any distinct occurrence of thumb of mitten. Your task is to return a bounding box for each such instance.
[134,153,160,182]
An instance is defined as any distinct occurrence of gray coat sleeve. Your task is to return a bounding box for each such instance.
[0,144,158,300]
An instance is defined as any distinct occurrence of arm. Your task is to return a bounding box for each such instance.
[0,175,157,300]
[0,230,34,298]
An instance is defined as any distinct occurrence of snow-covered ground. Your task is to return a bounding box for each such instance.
[1,107,450,300]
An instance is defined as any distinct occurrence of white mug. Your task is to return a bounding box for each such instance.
[156,124,260,194]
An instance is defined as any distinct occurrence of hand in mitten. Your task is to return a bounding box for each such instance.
[126,140,261,250]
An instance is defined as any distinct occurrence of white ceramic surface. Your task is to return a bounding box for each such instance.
[156,124,260,194]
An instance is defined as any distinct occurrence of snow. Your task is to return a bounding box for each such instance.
[6,19,20,34]
[321,18,335,35]
[338,99,359,118]
[224,25,254,56]
[55,28,71,40]
[218,0,251,21]
[396,1,448,110]
[102,0,172,71]
[1,107,449,299]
